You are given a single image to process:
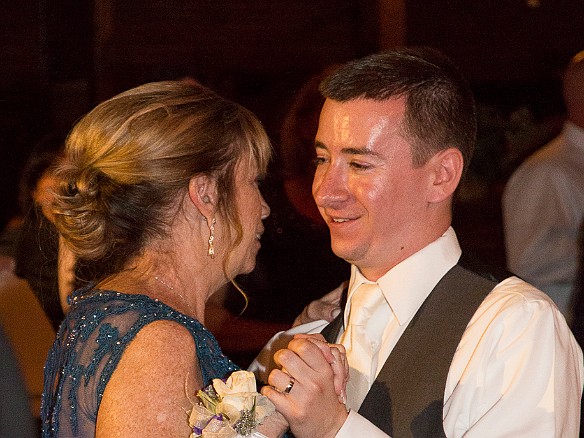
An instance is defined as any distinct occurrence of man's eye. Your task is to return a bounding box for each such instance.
[312,156,327,167]
[350,161,371,170]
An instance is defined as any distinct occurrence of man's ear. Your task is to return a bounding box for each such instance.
[188,174,218,219]
[426,147,464,204]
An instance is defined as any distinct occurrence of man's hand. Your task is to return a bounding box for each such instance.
[293,281,346,327]
[292,333,348,402]
[261,335,349,438]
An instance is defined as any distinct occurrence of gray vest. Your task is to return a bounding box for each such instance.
[322,264,498,437]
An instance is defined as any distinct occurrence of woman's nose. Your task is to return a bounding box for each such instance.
[260,195,270,220]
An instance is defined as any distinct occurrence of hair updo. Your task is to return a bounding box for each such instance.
[54,81,271,282]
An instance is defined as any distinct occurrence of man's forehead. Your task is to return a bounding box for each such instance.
[322,96,406,112]
[317,98,405,149]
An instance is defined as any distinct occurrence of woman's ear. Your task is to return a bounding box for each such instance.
[426,147,464,204]
[188,174,218,219]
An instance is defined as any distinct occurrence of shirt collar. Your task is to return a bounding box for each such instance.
[345,227,462,327]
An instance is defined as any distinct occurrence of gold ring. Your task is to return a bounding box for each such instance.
[283,376,295,394]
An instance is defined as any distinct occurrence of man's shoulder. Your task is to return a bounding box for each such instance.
[487,276,556,306]
[473,276,561,330]
[454,256,558,317]
[457,253,512,284]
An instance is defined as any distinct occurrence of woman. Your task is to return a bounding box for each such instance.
[42,81,288,437]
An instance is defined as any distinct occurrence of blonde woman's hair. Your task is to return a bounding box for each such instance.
[54,81,271,282]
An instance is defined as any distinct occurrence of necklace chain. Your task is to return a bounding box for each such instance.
[154,275,174,291]
[154,275,198,318]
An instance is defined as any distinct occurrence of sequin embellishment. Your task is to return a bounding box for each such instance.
[41,286,238,437]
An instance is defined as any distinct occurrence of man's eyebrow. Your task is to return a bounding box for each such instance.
[340,147,383,158]
[314,140,327,151]
[315,141,382,158]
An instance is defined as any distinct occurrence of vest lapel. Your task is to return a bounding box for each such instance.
[321,285,348,343]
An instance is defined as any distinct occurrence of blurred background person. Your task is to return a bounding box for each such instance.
[0,324,37,438]
[571,218,584,347]
[14,132,67,331]
[502,50,584,324]
[0,133,64,431]
[278,65,341,226]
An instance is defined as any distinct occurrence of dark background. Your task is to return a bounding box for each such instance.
[2,0,583,305]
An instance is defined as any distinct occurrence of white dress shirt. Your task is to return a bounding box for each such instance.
[503,121,584,323]
[251,228,584,437]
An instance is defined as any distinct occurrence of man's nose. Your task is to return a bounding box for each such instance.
[313,165,348,208]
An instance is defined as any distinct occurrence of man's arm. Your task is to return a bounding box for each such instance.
[443,278,584,436]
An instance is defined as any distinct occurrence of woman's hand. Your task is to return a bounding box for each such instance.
[256,410,289,438]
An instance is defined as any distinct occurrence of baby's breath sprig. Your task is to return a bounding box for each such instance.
[232,398,257,436]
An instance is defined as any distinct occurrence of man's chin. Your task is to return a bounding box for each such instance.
[330,242,362,265]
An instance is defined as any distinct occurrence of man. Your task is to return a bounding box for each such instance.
[261,47,583,437]
[503,51,584,325]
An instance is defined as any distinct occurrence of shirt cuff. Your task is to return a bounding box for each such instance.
[335,410,390,438]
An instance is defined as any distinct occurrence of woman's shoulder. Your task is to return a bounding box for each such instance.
[95,320,202,437]
[67,286,203,331]
[63,285,237,379]
[59,287,207,373]
[110,319,200,380]
[118,319,198,363]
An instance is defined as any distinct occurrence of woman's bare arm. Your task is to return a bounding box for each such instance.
[96,320,202,437]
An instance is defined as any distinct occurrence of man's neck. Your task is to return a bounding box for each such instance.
[357,224,453,282]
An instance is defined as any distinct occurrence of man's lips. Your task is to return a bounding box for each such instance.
[325,214,359,225]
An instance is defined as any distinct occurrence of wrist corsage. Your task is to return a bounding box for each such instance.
[189,370,275,437]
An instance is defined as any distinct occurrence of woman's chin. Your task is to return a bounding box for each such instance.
[229,257,257,278]
[238,260,257,276]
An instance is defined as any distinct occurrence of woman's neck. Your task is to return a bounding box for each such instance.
[98,249,227,325]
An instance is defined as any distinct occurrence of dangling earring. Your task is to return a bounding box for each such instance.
[204,217,216,258]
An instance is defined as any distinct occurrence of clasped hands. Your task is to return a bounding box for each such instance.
[260,333,349,438]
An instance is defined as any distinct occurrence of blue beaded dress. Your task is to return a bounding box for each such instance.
[41,285,239,437]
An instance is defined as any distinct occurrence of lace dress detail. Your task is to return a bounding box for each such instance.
[41,286,239,437]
